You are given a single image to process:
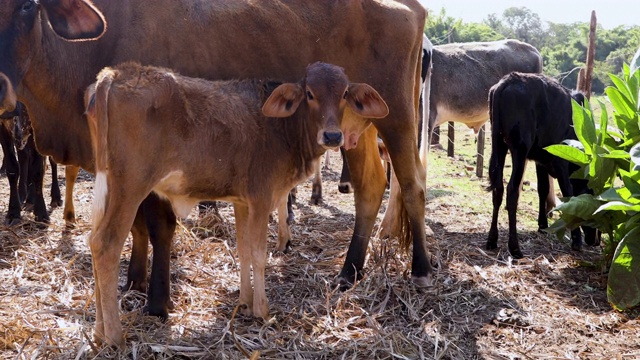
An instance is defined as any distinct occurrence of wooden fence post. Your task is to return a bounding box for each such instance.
[447,121,455,157]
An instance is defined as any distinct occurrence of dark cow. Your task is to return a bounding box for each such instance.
[0,103,62,224]
[486,72,595,258]
[0,0,432,341]
[86,62,388,345]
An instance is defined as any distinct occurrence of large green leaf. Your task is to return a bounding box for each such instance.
[610,73,633,102]
[597,99,609,147]
[601,150,631,160]
[608,226,640,310]
[572,100,596,153]
[606,86,635,120]
[545,144,590,165]
[554,194,601,218]
[595,201,640,214]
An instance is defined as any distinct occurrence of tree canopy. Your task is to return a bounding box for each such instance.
[424,7,640,93]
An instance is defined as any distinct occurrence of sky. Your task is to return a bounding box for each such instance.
[418,0,638,29]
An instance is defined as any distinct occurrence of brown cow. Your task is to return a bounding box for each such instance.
[86,61,388,346]
[0,0,433,334]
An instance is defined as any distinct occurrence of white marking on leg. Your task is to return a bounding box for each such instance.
[92,171,108,228]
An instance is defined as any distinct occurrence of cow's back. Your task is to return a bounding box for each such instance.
[429,39,542,128]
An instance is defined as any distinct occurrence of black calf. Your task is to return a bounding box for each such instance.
[486,72,595,258]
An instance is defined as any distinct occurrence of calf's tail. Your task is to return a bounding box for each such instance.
[486,83,508,194]
[90,70,115,230]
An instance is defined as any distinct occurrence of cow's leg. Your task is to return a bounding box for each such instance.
[487,137,508,250]
[0,125,21,224]
[233,203,253,314]
[248,203,270,319]
[338,147,353,194]
[505,148,528,259]
[143,193,176,320]
[535,164,550,231]
[337,127,387,288]
[49,157,63,207]
[63,165,79,225]
[27,143,49,223]
[545,176,556,215]
[90,200,141,347]
[286,190,295,225]
[310,160,322,205]
[125,205,149,293]
[378,121,433,287]
[277,194,292,252]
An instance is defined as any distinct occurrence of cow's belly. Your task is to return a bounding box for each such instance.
[434,105,489,133]
[152,170,241,218]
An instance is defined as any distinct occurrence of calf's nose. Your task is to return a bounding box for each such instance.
[322,131,343,148]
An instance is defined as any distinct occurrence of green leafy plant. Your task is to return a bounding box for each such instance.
[545,64,640,310]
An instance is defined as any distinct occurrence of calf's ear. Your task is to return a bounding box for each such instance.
[346,84,389,119]
[262,84,305,118]
[41,0,107,41]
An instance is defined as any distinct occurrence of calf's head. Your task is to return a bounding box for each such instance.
[262,62,388,150]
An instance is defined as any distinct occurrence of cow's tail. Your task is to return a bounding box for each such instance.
[486,82,508,194]
[419,51,433,177]
[90,69,115,231]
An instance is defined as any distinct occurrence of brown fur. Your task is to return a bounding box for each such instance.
[0,0,433,346]
[87,62,388,345]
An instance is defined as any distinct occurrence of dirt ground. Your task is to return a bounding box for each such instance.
[1,127,639,359]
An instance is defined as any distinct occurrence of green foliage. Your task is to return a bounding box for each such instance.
[424,7,640,94]
[545,66,640,310]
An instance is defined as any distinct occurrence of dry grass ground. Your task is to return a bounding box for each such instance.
[0,124,639,359]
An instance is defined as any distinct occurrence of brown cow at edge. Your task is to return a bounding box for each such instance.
[0,0,433,344]
[85,61,388,345]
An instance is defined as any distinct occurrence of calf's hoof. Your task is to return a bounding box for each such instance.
[508,247,524,259]
[310,194,322,205]
[485,239,498,250]
[144,303,170,321]
[411,274,434,288]
[571,241,582,252]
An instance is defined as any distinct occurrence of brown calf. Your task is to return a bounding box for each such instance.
[85,62,388,346]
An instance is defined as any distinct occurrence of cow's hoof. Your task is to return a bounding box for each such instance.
[4,216,21,226]
[286,213,295,225]
[275,240,291,255]
[486,240,498,250]
[509,248,524,259]
[124,281,148,294]
[144,304,169,322]
[310,195,322,205]
[338,182,352,194]
[50,198,63,208]
[411,274,434,288]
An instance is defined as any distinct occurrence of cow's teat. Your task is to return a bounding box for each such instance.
[0,74,17,113]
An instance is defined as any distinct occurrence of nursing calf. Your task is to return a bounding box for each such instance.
[86,62,388,346]
[486,72,594,258]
